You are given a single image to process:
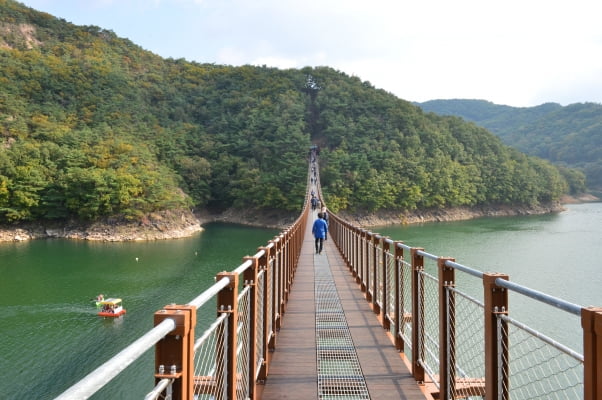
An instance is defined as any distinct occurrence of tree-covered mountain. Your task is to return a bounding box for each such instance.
[416,99,601,191]
[0,0,584,225]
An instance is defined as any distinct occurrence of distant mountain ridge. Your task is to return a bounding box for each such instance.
[416,99,602,190]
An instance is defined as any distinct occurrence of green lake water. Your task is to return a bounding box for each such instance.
[0,223,279,400]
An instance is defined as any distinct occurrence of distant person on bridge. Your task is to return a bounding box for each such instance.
[312,212,328,254]
[321,206,329,239]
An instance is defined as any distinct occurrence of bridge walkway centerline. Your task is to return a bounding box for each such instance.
[259,208,427,400]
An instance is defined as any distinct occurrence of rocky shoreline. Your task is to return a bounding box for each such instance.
[0,209,204,242]
[0,195,598,242]
[338,203,564,228]
[339,194,599,228]
[0,207,299,242]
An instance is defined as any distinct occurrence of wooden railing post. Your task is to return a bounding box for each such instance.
[288,230,294,298]
[582,307,602,400]
[370,233,379,306]
[483,273,509,400]
[268,239,279,347]
[438,257,456,400]
[338,219,347,267]
[338,220,343,264]
[282,230,290,307]
[364,231,373,301]
[257,246,272,381]
[361,230,368,290]
[360,230,368,290]
[282,231,289,303]
[274,235,284,331]
[153,304,196,400]
[243,256,260,400]
[344,221,350,269]
[279,233,287,324]
[353,227,361,280]
[411,247,425,382]
[216,271,239,400]
[380,238,390,323]
[284,229,292,311]
[352,225,358,275]
[393,241,405,352]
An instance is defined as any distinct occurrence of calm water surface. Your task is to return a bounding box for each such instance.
[0,223,278,400]
[1,204,600,399]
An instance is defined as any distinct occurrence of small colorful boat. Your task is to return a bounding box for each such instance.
[97,298,126,317]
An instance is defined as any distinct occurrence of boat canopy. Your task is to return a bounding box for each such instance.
[99,298,122,305]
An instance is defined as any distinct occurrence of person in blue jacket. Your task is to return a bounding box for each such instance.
[312,212,328,254]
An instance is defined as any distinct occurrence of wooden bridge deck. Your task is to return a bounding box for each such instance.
[258,211,427,400]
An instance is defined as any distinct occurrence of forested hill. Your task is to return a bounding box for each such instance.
[416,99,601,191]
[0,1,584,226]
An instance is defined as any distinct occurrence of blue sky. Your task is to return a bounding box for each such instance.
[18,0,602,107]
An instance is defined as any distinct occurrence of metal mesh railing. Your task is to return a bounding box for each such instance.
[448,287,485,400]
[191,314,229,400]
[399,255,413,354]
[375,240,384,310]
[384,246,395,332]
[500,313,584,399]
[255,269,266,380]
[273,247,281,325]
[266,255,275,349]
[419,270,441,386]
[236,287,251,400]
[367,238,376,301]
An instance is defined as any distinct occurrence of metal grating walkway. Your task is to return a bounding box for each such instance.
[259,209,426,400]
[315,252,370,399]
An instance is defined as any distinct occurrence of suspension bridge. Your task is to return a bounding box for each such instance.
[55,154,601,400]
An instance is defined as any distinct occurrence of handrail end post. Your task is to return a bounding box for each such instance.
[153,305,196,400]
[483,273,509,400]
[582,307,602,400]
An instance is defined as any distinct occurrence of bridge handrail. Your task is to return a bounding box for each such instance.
[188,276,232,308]
[231,246,270,276]
[494,277,583,316]
[443,259,484,279]
[144,378,173,400]
[325,203,601,399]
